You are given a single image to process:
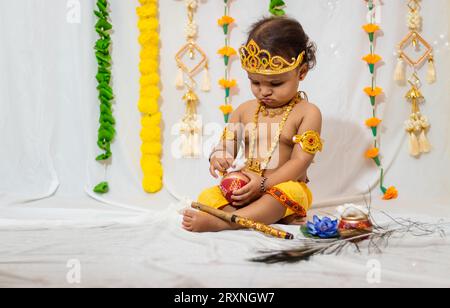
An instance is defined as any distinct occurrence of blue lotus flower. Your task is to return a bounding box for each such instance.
[306,216,339,239]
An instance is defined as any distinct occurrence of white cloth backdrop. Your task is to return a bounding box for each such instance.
[0,0,450,288]
[1,0,449,209]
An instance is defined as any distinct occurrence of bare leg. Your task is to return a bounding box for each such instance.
[182,194,286,233]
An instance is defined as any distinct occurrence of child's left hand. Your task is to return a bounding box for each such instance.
[231,171,264,207]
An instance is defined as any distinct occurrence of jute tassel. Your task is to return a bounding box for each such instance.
[201,63,211,92]
[180,122,197,158]
[192,128,201,157]
[394,56,406,84]
[419,129,431,153]
[409,131,420,157]
[426,55,436,84]
[418,114,431,153]
[187,133,195,158]
[176,66,185,89]
[180,124,191,157]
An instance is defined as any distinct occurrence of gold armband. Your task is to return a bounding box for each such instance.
[221,127,236,141]
[292,130,323,154]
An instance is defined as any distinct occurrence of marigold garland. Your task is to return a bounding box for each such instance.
[383,186,398,200]
[217,0,237,123]
[93,0,116,194]
[362,0,397,200]
[137,0,163,193]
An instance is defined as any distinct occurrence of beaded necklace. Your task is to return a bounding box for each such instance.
[245,93,301,176]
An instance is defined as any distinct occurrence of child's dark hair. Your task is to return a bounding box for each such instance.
[247,16,317,70]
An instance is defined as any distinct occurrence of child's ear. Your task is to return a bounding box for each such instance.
[298,63,309,81]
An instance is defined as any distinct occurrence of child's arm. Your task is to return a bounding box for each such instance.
[208,106,243,178]
[265,104,322,188]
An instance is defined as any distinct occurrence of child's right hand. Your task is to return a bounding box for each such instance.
[209,151,235,178]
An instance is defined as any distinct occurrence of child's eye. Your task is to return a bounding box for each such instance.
[251,81,260,85]
[271,82,283,87]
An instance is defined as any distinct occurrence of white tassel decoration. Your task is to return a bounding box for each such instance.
[394,56,406,84]
[201,65,211,92]
[419,130,431,153]
[181,137,190,158]
[192,131,201,157]
[180,123,189,158]
[409,132,420,157]
[187,134,195,158]
[176,66,185,89]
[192,119,202,157]
[426,56,436,84]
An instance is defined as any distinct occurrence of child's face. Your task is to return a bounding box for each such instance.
[248,64,308,107]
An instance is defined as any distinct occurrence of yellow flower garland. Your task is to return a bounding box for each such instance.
[137,0,163,193]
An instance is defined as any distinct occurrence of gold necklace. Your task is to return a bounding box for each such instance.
[260,104,290,118]
[259,91,308,118]
[245,93,300,176]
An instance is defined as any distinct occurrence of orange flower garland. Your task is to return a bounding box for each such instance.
[218,15,234,26]
[383,186,398,200]
[217,0,237,123]
[362,0,397,200]
[363,23,380,34]
[365,148,379,158]
[136,0,163,193]
[364,86,383,106]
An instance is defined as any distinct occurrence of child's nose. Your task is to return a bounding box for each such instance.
[261,86,273,97]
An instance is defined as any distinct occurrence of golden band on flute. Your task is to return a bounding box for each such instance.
[191,202,294,240]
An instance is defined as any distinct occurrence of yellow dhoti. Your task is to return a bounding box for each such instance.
[197,181,312,218]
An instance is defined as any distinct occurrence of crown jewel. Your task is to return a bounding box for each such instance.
[239,40,305,75]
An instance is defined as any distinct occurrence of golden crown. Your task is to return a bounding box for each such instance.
[239,40,305,75]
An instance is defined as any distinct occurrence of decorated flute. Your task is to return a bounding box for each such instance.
[191,202,294,240]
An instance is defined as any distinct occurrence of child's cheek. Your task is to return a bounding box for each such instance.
[250,84,259,96]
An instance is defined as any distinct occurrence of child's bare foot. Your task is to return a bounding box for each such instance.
[279,215,308,225]
[182,209,230,233]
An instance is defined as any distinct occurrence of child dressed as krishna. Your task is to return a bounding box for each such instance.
[182,16,323,233]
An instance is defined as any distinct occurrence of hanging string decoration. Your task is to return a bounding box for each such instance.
[93,0,116,194]
[175,0,210,158]
[394,0,435,157]
[136,0,163,193]
[218,0,237,123]
[362,0,397,200]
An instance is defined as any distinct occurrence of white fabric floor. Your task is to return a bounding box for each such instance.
[1,195,449,288]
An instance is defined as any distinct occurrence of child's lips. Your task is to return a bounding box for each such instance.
[260,99,275,104]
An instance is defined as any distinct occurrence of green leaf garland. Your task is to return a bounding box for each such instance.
[93,0,115,194]
[269,0,286,16]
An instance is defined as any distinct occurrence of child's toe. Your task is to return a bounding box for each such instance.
[182,223,193,231]
[184,209,198,218]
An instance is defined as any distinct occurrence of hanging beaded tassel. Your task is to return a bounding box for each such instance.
[397,0,434,158]
[426,54,436,84]
[201,62,211,92]
[405,113,421,157]
[175,0,209,159]
[176,65,185,89]
[180,89,202,158]
[394,55,406,84]
[418,114,431,153]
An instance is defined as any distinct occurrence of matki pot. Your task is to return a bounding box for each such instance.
[338,207,373,242]
[219,172,250,205]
